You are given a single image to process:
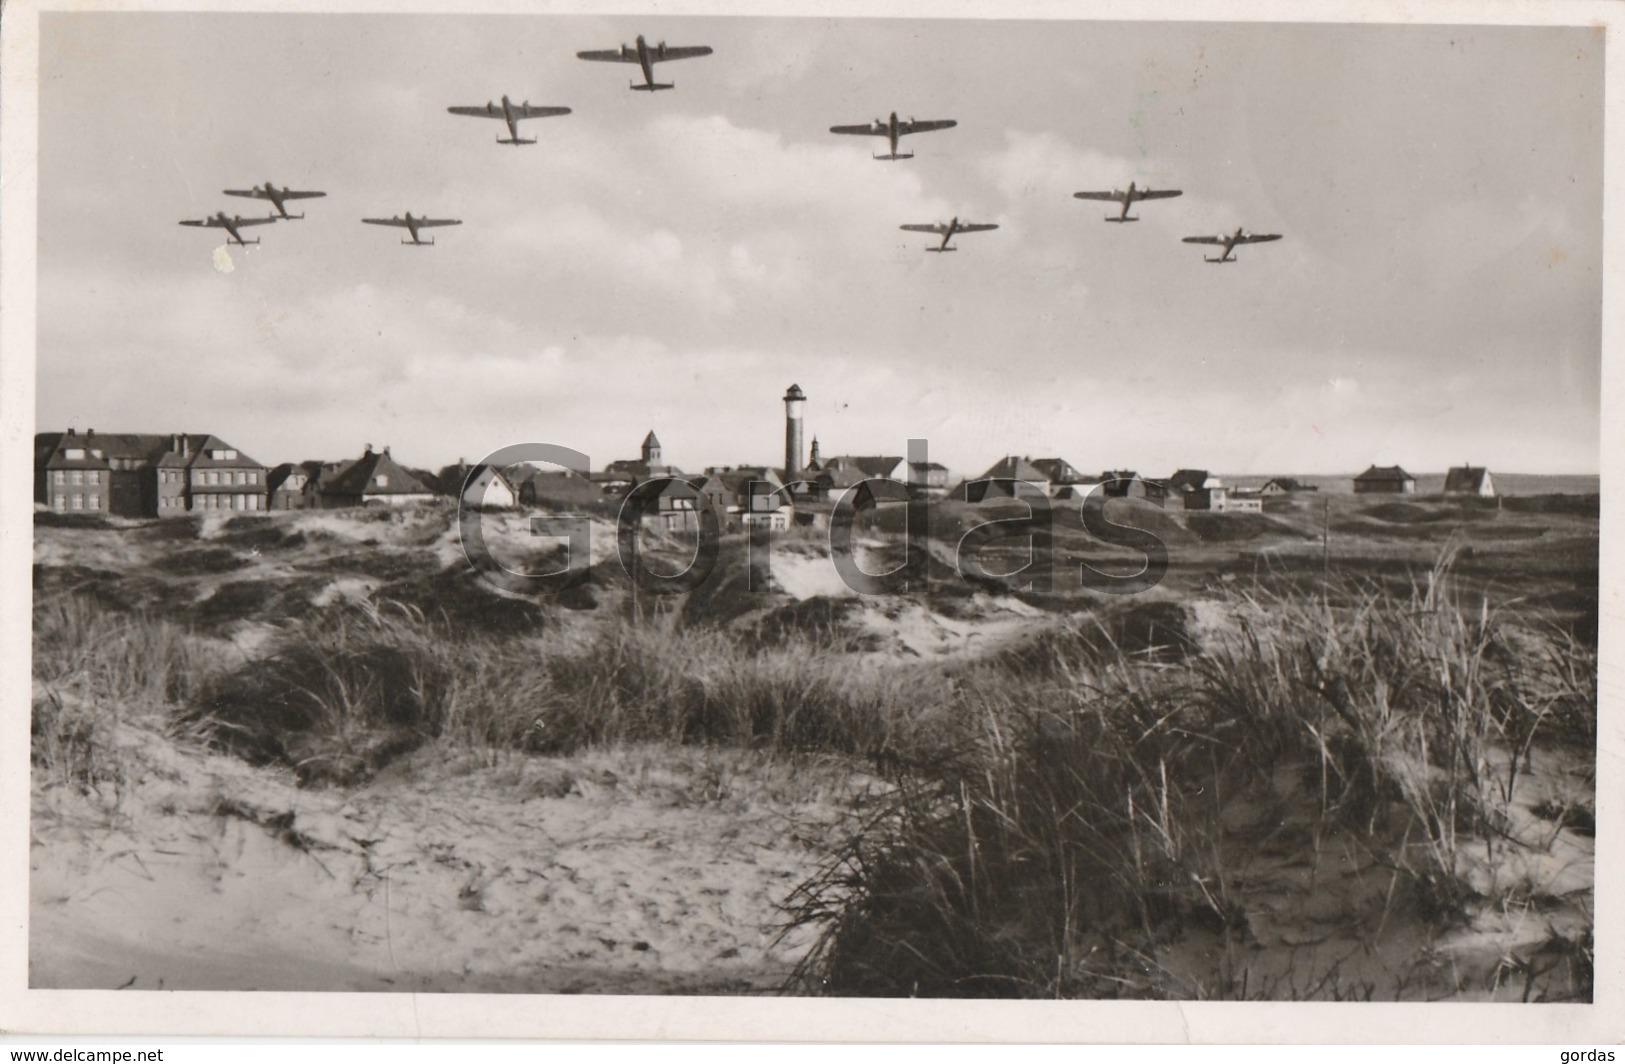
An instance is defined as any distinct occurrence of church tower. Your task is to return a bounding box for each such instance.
[641,430,662,469]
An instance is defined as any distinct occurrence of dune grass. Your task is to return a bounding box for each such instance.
[781,563,1597,998]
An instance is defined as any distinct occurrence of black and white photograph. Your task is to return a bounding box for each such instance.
[1,0,1619,1043]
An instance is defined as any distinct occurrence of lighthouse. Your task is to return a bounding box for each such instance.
[784,384,806,478]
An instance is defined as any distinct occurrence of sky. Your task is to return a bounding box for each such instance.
[33,13,1604,477]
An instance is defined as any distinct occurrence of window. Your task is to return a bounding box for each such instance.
[208,471,220,486]
[248,471,258,485]
[70,471,83,486]
[70,495,82,510]
[65,448,84,460]
[53,472,64,485]
[88,471,100,485]
[236,471,247,485]
[375,474,390,488]
[54,496,65,511]
[88,494,99,509]
[248,495,260,511]
[210,449,238,460]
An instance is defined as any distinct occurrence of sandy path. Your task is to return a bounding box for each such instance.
[31,721,868,993]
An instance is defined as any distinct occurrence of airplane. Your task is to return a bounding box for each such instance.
[1181,228,1283,263]
[361,213,463,246]
[829,112,957,160]
[447,96,572,145]
[178,212,277,246]
[900,217,999,253]
[222,182,327,220]
[575,34,713,92]
[1072,182,1182,223]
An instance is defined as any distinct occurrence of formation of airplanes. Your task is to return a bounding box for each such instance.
[178,34,1283,264]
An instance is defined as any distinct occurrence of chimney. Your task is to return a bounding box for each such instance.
[66,427,76,438]
[86,428,94,440]
[383,446,391,457]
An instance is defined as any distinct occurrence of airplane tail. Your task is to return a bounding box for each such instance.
[925,246,957,253]
[631,81,674,91]
[873,152,914,161]
[403,238,435,246]
[1105,216,1139,223]
[231,239,260,246]
[497,137,538,145]
[1204,256,1234,264]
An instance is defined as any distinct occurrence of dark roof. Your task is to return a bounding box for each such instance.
[321,448,434,497]
[41,431,262,471]
[1031,458,1086,483]
[1261,477,1313,492]
[821,455,904,479]
[853,478,910,504]
[1167,469,1211,491]
[909,460,949,473]
[1443,466,1491,493]
[1354,465,1415,483]
[975,456,1050,483]
[642,430,662,449]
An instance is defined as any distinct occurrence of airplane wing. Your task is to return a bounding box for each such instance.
[223,188,326,200]
[576,49,639,63]
[232,216,277,227]
[956,224,998,233]
[1136,189,1182,200]
[830,123,886,136]
[450,105,570,119]
[898,119,956,135]
[1072,191,1126,202]
[900,224,949,234]
[649,45,712,62]
[363,218,413,227]
[1182,236,1226,245]
[413,219,462,228]
[178,219,215,227]
[1236,233,1282,244]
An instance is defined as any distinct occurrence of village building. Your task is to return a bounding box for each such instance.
[1443,465,1496,497]
[605,431,682,484]
[1099,470,1160,502]
[267,462,325,510]
[457,464,519,509]
[696,467,794,530]
[955,456,1052,502]
[318,446,437,508]
[907,460,952,498]
[36,429,267,517]
[1166,469,1228,511]
[811,455,906,503]
[1353,465,1417,494]
[1259,477,1317,495]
